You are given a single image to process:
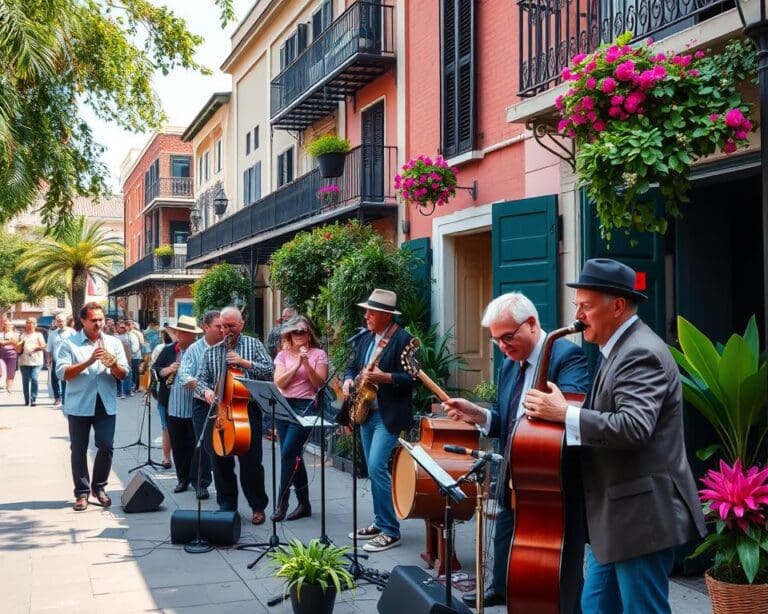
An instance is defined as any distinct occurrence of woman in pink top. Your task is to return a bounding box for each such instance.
[271,316,328,522]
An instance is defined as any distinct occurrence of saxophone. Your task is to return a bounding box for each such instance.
[349,335,389,425]
[97,337,116,368]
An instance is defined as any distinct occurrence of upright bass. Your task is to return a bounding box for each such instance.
[506,321,585,614]
[211,334,252,457]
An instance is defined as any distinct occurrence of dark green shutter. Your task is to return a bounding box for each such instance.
[441,0,475,157]
[403,237,432,328]
[492,195,559,332]
[580,190,665,338]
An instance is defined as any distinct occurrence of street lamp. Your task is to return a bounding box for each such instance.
[734,0,768,343]
[190,204,202,233]
[213,188,229,218]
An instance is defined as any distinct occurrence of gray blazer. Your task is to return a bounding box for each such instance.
[579,319,706,564]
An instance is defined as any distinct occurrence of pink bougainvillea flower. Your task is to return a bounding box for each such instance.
[695,50,705,59]
[555,95,564,110]
[581,96,595,110]
[608,106,622,119]
[610,95,625,106]
[557,119,570,133]
[586,60,597,73]
[743,119,754,131]
[572,53,587,64]
[624,90,646,113]
[586,77,597,89]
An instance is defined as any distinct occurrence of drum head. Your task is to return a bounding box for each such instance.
[392,448,417,519]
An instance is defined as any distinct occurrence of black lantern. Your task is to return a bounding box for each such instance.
[190,205,202,233]
[734,0,768,341]
[213,188,228,217]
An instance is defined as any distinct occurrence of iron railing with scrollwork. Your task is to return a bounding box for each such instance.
[518,0,732,98]
[144,177,194,206]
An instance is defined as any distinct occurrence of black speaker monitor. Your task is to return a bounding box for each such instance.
[170,510,241,547]
[378,566,472,614]
[121,470,164,513]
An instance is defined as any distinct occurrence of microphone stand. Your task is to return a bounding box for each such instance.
[117,368,156,451]
[184,397,217,554]
[127,382,164,473]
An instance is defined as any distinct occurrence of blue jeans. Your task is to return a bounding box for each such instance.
[359,409,400,538]
[50,359,65,401]
[131,358,140,391]
[20,365,41,405]
[275,398,314,508]
[581,546,674,614]
[119,374,131,396]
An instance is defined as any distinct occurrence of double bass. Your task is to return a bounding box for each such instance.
[211,334,252,457]
[506,321,585,613]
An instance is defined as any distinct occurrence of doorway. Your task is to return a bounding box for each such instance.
[454,231,492,393]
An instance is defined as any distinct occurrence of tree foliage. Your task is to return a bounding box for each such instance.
[191,263,250,318]
[0,228,35,313]
[0,0,234,231]
[15,215,124,327]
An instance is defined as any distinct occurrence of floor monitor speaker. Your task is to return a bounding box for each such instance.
[121,470,164,513]
[377,565,472,614]
[170,510,241,547]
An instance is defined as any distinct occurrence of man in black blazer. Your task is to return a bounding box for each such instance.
[342,288,416,553]
[525,259,706,613]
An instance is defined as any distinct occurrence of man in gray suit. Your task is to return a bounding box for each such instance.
[525,258,706,614]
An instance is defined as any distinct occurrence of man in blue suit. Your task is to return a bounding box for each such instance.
[444,292,589,609]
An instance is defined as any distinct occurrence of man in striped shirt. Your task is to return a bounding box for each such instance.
[178,310,223,500]
[197,306,274,525]
[153,316,202,495]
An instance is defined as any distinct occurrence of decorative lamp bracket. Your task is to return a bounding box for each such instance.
[456,180,478,200]
[526,117,576,172]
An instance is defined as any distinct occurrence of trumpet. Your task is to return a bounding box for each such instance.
[166,370,177,386]
[97,338,116,368]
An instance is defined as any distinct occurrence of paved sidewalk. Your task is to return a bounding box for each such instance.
[0,371,712,613]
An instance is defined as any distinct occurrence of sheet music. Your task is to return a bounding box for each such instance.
[398,438,466,501]
[235,378,336,428]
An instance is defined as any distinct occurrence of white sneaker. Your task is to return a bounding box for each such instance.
[362,534,401,552]
[348,524,381,539]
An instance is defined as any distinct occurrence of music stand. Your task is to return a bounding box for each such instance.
[398,439,473,613]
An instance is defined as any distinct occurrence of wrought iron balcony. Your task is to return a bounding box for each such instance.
[144,177,194,207]
[518,0,732,98]
[270,2,395,130]
[108,253,202,294]
[186,145,397,264]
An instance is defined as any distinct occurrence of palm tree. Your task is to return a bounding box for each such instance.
[16,216,123,328]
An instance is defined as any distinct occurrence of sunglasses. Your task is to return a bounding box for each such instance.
[290,329,308,335]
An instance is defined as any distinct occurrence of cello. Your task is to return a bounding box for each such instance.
[506,321,585,613]
[211,334,252,457]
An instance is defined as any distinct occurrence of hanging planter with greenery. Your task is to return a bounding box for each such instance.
[154,244,173,267]
[306,134,351,178]
[394,154,458,215]
[557,33,756,239]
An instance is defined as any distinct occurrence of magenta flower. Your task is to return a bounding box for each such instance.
[555,95,564,110]
[695,50,705,59]
[743,119,754,131]
[592,120,606,132]
[735,130,748,140]
[624,90,646,113]
[709,114,720,122]
[586,77,597,89]
[557,119,570,133]
[601,77,617,93]
[725,108,746,129]
[572,53,587,65]
[610,95,624,106]
[586,61,597,73]
[615,60,636,81]
[700,459,768,532]
[581,96,595,110]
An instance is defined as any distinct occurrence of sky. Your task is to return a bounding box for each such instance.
[86,0,255,191]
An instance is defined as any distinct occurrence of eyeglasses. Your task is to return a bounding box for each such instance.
[291,329,308,335]
[490,321,527,347]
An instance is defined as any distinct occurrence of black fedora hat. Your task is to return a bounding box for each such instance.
[567,258,648,301]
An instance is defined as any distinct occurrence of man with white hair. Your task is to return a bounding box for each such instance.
[444,292,589,609]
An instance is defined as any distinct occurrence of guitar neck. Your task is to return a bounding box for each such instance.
[416,370,450,402]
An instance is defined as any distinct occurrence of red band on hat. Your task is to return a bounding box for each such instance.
[634,272,647,292]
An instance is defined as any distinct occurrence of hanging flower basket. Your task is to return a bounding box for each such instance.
[317,184,341,208]
[557,33,756,238]
[394,154,458,216]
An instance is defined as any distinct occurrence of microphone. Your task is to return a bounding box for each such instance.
[345,327,369,345]
[443,444,504,463]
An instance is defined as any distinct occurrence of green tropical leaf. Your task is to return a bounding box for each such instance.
[736,532,760,584]
[677,316,727,406]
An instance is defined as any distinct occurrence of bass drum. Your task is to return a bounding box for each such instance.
[391,417,479,522]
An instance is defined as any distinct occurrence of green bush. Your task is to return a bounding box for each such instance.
[153,244,173,257]
[270,539,354,597]
[192,263,250,318]
[305,134,351,157]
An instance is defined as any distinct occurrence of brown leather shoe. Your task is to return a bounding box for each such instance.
[270,502,289,523]
[285,502,312,521]
[92,490,111,507]
[251,510,266,525]
[73,496,88,511]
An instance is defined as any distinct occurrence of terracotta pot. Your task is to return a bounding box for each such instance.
[705,569,768,614]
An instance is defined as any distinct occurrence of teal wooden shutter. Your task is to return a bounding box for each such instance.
[402,237,432,328]
[580,190,665,338]
[492,195,560,332]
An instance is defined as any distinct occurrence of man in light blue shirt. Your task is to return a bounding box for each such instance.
[56,302,130,512]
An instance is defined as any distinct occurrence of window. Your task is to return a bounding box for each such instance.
[144,159,159,203]
[253,126,259,150]
[246,132,251,155]
[57,295,66,309]
[280,32,297,70]
[312,0,333,40]
[215,139,222,172]
[197,156,203,186]
[203,150,210,182]
[171,156,190,177]
[277,147,294,187]
[242,162,262,206]
[441,0,476,158]
[170,221,190,244]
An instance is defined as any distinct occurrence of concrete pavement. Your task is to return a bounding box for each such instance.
[0,370,712,613]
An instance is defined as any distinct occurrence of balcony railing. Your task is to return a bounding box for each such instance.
[270,2,395,130]
[186,145,397,263]
[108,253,198,294]
[518,0,732,97]
[144,177,194,206]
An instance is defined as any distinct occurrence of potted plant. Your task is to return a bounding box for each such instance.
[154,244,173,267]
[394,154,458,216]
[472,379,498,407]
[269,538,354,614]
[317,184,341,208]
[556,33,756,239]
[670,315,767,466]
[306,134,351,178]
[691,459,768,611]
